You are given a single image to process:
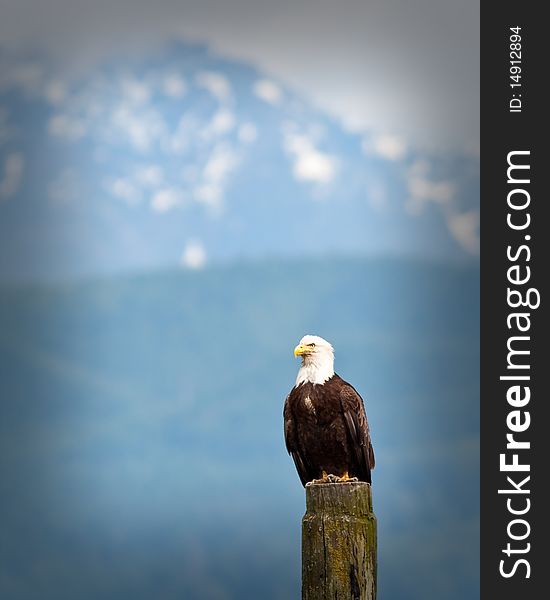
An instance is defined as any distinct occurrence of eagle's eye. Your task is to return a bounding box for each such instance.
[308,343,316,347]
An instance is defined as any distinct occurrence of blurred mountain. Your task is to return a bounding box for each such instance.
[0,42,479,282]
[0,257,479,599]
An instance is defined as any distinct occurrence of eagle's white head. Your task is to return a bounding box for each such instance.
[294,334,335,386]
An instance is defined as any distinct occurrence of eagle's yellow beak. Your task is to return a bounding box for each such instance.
[294,344,310,357]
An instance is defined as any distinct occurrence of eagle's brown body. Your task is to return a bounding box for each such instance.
[283,373,375,486]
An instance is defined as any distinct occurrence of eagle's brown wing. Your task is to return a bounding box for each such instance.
[283,390,316,486]
[339,381,375,483]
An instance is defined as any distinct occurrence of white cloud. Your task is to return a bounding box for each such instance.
[364,133,407,161]
[121,78,151,104]
[407,178,454,212]
[167,114,199,154]
[163,74,187,98]
[194,144,240,211]
[0,152,24,199]
[203,145,239,183]
[136,164,164,187]
[166,114,202,154]
[202,108,235,139]
[196,71,231,103]
[405,160,454,215]
[111,105,166,152]
[238,122,258,144]
[284,129,337,186]
[48,114,87,141]
[181,240,206,270]
[447,210,479,254]
[405,159,479,254]
[44,80,68,106]
[108,177,141,205]
[151,187,183,212]
[194,183,222,208]
[253,79,282,105]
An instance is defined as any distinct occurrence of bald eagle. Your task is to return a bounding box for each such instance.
[283,335,375,486]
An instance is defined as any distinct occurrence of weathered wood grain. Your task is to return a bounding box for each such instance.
[302,482,377,600]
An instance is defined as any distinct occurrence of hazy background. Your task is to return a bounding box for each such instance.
[0,2,479,599]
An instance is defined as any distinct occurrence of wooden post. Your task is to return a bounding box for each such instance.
[302,481,377,600]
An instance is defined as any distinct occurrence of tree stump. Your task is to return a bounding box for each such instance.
[302,481,377,600]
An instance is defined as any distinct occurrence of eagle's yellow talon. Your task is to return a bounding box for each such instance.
[310,470,330,484]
